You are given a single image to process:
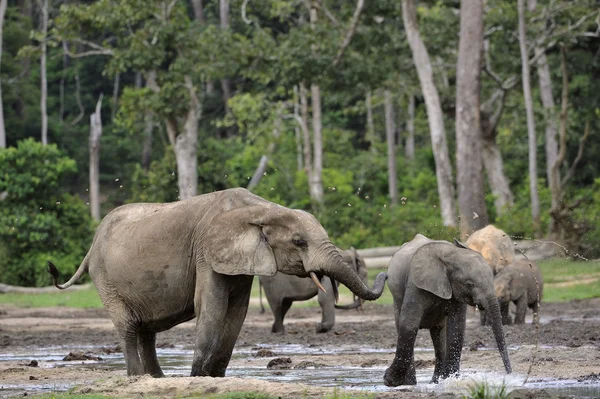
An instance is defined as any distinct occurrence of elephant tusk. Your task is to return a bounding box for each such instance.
[310,272,327,293]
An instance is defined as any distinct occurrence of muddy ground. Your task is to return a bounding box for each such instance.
[1,298,600,398]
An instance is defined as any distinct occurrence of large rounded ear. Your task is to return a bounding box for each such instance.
[202,206,277,276]
[409,242,452,299]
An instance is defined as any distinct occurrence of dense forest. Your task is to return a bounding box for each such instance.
[0,0,599,286]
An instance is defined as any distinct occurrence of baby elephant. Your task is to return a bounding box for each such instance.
[384,234,511,387]
[260,247,368,333]
[494,259,544,325]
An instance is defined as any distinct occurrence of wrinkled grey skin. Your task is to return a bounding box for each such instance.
[383,234,511,387]
[47,188,387,378]
[259,247,368,333]
[494,259,544,325]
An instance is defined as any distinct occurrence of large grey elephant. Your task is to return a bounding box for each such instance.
[383,234,511,387]
[494,259,544,325]
[47,188,387,378]
[259,247,368,333]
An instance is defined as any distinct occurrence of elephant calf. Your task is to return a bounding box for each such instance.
[384,234,511,387]
[494,259,544,325]
[260,247,368,333]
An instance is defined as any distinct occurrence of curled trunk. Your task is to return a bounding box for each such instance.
[318,246,387,301]
[335,298,362,310]
[486,295,512,374]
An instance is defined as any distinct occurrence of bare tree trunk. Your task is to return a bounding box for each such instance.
[219,0,232,126]
[89,94,103,221]
[384,90,398,206]
[294,85,303,171]
[518,0,541,235]
[247,106,283,191]
[455,0,487,237]
[300,82,313,185]
[59,42,68,124]
[366,91,377,152]
[191,0,204,23]
[482,138,514,212]
[310,83,324,205]
[39,0,48,145]
[0,0,7,148]
[111,73,120,121]
[405,94,415,160]
[140,71,153,172]
[402,0,456,227]
[173,76,199,200]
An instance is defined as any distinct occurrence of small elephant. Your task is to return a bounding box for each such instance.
[466,225,515,274]
[47,188,387,378]
[259,247,368,333]
[494,259,544,325]
[383,234,511,387]
[466,224,515,325]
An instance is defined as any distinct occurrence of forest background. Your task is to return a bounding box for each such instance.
[0,0,599,287]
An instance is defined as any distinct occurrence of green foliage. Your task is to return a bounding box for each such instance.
[463,380,509,399]
[0,139,95,286]
[0,287,103,308]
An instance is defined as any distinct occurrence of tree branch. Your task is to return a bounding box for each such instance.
[562,120,591,188]
[332,0,365,67]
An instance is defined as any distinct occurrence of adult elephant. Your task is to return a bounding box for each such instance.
[47,188,387,378]
[383,234,511,387]
[260,247,368,333]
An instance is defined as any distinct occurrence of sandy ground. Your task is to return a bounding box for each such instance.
[1,298,600,398]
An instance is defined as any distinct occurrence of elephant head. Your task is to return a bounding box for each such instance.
[466,225,515,274]
[201,202,387,301]
[410,238,512,375]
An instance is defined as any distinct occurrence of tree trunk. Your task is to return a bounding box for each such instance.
[482,138,514,213]
[384,90,398,206]
[191,0,204,23]
[141,71,154,172]
[455,0,488,237]
[405,94,415,160]
[247,106,282,191]
[59,42,68,124]
[310,83,324,205]
[366,91,377,153]
[39,0,48,145]
[402,0,456,227]
[173,76,199,200]
[518,0,541,235]
[219,0,232,129]
[111,73,120,121]
[294,85,303,170]
[89,94,103,221]
[0,0,7,148]
[300,82,313,184]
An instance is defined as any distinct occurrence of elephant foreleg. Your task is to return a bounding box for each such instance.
[384,303,421,387]
[139,331,164,377]
[191,273,253,377]
[430,325,446,383]
[443,304,466,379]
[316,277,335,333]
[514,296,528,324]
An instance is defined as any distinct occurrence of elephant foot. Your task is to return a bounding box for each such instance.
[383,367,416,387]
[315,323,332,333]
[270,324,285,334]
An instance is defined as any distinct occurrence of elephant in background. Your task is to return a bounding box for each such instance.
[259,247,368,333]
[466,224,515,325]
[47,188,387,378]
[466,224,515,274]
[495,259,544,325]
[383,234,511,387]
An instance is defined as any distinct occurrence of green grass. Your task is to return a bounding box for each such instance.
[1,259,598,309]
[463,380,509,399]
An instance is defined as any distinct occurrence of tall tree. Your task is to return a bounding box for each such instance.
[37,0,48,145]
[89,94,103,221]
[401,0,456,227]
[518,0,541,235]
[0,0,7,148]
[455,0,488,237]
[307,1,323,206]
[219,0,232,125]
[405,94,415,160]
[384,90,398,206]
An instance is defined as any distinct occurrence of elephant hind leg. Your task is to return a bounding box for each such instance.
[139,331,164,377]
[316,277,335,333]
[270,298,292,333]
[119,326,144,376]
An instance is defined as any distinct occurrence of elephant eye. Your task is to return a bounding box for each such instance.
[292,238,308,249]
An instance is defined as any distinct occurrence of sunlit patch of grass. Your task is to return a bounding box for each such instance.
[538,258,600,302]
[463,380,508,399]
[0,286,103,308]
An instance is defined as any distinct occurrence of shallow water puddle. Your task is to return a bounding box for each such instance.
[2,344,600,398]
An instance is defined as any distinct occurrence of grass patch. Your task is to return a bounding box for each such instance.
[0,286,103,308]
[463,380,509,399]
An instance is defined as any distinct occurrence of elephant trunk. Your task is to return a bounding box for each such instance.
[334,298,362,310]
[486,295,512,374]
[317,244,387,301]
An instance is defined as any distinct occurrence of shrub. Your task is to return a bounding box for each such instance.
[0,139,95,286]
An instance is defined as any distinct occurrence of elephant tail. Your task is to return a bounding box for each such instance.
[47,251,90,290]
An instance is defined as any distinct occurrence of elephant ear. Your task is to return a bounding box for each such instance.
[453,238,469,249]
[203,206,277,277]
[409,242,452,299]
